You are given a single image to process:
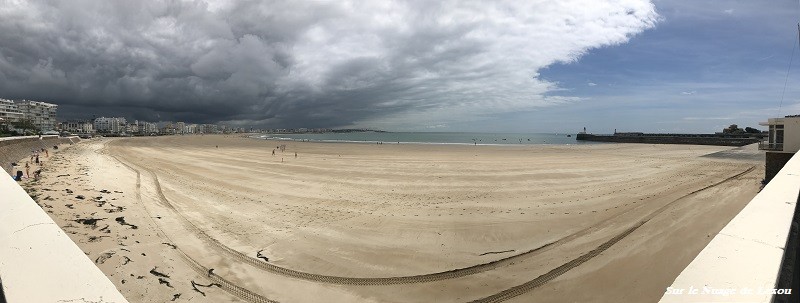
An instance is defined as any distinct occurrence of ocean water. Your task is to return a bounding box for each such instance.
[255,132,600,145]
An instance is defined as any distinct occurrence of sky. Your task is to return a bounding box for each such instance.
[0,0,799,133]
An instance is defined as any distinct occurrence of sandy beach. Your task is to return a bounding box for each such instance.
[22,135,763,302]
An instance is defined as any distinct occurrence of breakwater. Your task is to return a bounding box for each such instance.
[576,133,761,146]
[0,136,80,174]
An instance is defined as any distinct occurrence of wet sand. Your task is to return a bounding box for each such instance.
[25,135,763,302]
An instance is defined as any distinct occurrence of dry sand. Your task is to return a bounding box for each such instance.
[22,135,764,302]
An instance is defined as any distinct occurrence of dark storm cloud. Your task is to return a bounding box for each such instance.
[0,0,658,128]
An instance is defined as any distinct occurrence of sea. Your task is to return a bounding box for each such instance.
[254,132,601,145]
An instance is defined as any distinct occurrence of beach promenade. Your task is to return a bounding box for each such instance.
[15,135,764,302]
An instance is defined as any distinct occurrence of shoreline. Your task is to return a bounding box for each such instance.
[251,132,586,146]
[255,136,597,146]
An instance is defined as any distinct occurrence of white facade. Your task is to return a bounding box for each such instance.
[759,116,800,153]
[128,120,163,135]
[61,120,94,134]
[126,123,139,134]
[93,117,127,134]
[175,122,186,134]
[10,100,57,131]
[133,120,158,135]
[0,98,23,126]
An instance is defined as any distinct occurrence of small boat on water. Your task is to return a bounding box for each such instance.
[567,134,572,137]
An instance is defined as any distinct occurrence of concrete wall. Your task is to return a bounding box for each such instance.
[0,136,80,175]
[0,136,127,302]
[766,152,795,183]
[660,152,800,302]
[785,118,800,153]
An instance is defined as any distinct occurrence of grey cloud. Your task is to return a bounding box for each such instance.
[0,0,658,128]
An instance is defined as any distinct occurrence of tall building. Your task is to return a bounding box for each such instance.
[143,121,158,135]
[175,122,186,134]
[60,120,94,134]
[94,117,127,134]
[15,100,58,131]
[0,98,23,129]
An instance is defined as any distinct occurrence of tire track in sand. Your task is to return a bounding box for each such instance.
[106,141,755,287]
[102,143,279,303]
[468,165,756,303]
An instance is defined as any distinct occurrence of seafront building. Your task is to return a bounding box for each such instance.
[175,122,186,134]
[134,120,159,135]
[760,115,800,152]
[0,98,58,132]
[60,120,94,135]
[16,100,58,132]
[759,115,800,181]
[93,117,127,134]
[0,98,23,131]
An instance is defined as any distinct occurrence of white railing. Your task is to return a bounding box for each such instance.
[0,140,127,302]
[660,153,799,302]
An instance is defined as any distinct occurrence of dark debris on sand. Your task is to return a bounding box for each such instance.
[191,280,221,296]
[115,216,138,229]
[256,249,269,262]
[149,267,170,278]
[75,217,105,227]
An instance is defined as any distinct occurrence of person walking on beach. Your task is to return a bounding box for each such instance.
[295,152,297,158]
[272,149,276,156]
[25,162,29,178]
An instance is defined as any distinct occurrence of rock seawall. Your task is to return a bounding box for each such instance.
[0,136,80,174]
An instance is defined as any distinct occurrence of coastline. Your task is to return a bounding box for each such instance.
[18,135,764,302]
[253,132,587,146]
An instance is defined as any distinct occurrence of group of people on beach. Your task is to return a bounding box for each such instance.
[9,148,48,181]
[270,144,298,162]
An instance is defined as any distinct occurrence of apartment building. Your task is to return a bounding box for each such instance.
[93,117,127,134]
[60,120,94,134]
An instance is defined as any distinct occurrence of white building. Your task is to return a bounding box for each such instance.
[759,115,800,153]
[60,120,94,134]
[133,120,158,135]
[198,124,219,134]
[14,100,58,131]
[126,122,139,134]
[93,117,127,134]
[175,122,186,134]
[0,98,23,123]
[0,99,23,131]
[759,115,800,182]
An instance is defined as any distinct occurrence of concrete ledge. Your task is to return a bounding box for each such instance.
[0,140,127,302]
[660,153,800,302]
